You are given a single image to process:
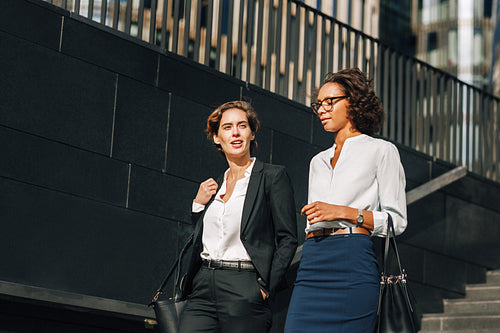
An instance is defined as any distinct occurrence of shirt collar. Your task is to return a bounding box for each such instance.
[328,134,367,158]
[223,157,256,179]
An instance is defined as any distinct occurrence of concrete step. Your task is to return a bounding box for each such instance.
[420,314,500,331]
[464,285,500,300]
[486,270,500,285]
[443,299,500,314]
[419,328,498,333]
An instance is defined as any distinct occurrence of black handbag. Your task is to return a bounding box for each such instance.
[375,215,420,333]
[150,233,193,333]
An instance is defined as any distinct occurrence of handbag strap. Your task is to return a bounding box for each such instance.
[382,214,404,278]
[151,178,221,304]
[151,233,194,304]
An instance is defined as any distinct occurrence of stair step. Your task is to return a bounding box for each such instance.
[444,299,500,314]
[418,328,498,333]
[420,314,500,331]
[486,270,500,285]
[464,285,500,300]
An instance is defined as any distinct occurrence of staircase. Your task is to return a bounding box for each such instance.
[420,270,500,333]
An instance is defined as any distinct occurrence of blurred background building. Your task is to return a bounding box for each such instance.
[411,0,493,92]
[303,0,498,95]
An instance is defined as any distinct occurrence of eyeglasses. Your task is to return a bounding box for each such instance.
[311,96,347,114]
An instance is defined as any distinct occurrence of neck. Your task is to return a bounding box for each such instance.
[334,127,362,147]
[226,155,253,181]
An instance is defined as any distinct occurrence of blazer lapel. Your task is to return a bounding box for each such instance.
[240,160,264,234]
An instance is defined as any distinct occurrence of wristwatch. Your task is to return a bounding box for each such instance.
[356,209,364,227]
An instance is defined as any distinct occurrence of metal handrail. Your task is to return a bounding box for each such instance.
[45,0,500,182]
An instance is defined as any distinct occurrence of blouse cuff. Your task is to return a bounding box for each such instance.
[372,211,389,235]
[192,201,205,213]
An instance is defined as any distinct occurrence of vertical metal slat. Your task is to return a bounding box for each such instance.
[88,0,94,20]
[181,0,191,55]
[300,7,310,102]
[149,0,158,44]
[101,0,108,25]
[264,0,274,91]
[193,0,203,61]
[226,0,235,75]
[382,47,390,138]
[159,0,169,49]
[235,0,245,79]
[310,10,317,98]
[171,0,181,53]
[397,55,404,143]
[254,0,264,85]
[273,0,283,93]
[112,0,120,29]
[74,0,81,15]
[214,0,224,70]
[137,0,145,39]
[125,0,133,34]
[283,1,292,98]
[246,0,255,82]
[404,57,411,146]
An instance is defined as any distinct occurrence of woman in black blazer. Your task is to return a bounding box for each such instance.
[177,100,298,333]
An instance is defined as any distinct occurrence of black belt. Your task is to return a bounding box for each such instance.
[202,259,256,271]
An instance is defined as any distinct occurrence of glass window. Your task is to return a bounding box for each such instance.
[474,1,484,18]
[484,0,493,17]
[448,29,458,66]
[473,28,484,65]
[428,31,438,51]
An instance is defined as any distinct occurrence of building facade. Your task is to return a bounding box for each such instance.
[411,0,494,91]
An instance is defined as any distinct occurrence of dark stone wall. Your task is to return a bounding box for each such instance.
[0,0,316,309]
[2,0,500,331]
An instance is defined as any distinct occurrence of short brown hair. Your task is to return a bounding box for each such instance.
[320,68,385,135]
[206,100,260,153]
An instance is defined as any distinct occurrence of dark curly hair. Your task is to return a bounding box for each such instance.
[319,68,385,135]
[206,100,260,154]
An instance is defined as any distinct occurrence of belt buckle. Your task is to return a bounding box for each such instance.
[207,259,219,270]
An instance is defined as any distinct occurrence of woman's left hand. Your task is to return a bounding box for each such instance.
[260,289,269,301]
[301,201,342,224]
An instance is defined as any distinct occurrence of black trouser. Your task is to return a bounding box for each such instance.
[178,266,272,333]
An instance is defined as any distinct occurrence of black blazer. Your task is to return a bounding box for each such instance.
[181,159,298,298]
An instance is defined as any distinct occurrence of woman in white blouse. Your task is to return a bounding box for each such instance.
[284,68,407,333]
[177,101,297,333]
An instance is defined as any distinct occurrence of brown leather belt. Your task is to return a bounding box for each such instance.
[306,227,371,239]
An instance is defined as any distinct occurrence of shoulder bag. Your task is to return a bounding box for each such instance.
[150,233,193,333]
[375,215,420,333]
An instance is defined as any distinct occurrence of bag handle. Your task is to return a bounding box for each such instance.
[378,213,415,316]
[151,176,222,305]
[382,214,404,278]
[150,233,194,304]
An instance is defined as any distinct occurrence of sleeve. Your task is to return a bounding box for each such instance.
[268,167,298,294]
[372,143,407,237]
[192,201,205,213]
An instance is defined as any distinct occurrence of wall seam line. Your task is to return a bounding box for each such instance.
[110,74,119,157]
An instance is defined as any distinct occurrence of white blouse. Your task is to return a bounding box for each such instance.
[192,158,256,261]
[306,134,407,237]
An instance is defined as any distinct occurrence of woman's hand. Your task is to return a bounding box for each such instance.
[260,289,269,301]
[301,201,343,224]
[193,178,218,205]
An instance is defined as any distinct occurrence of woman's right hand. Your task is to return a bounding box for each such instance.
[193,178,218,205]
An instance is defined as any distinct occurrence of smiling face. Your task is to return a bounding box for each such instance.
[316,82,352,133]
[213,108,255,160]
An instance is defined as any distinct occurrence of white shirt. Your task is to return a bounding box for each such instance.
[307,134,407,236]
[192,158,256,261]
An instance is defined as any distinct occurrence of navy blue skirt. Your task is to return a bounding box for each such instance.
[284,233,379,333]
